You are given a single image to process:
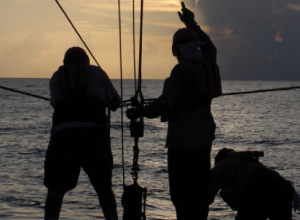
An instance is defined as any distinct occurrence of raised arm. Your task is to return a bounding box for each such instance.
[178,2,217,63]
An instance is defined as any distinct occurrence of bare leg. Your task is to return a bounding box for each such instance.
[44,189,66,220]
[92,181,118,220]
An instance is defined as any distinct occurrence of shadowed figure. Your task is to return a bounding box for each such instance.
[44,47,121,220]
[210,148,297,220]
[126,2,221,219]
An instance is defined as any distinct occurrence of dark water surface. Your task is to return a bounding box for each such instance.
[0,78,300,219]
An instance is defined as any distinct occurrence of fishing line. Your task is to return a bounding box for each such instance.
[54,0,101,68]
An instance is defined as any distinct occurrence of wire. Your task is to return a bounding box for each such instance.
[54,0,101,68]
[137,0,144,95]
[118,0,126,186]
[133,0,137,91]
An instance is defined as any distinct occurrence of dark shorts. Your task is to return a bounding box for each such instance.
[44,127,113,191]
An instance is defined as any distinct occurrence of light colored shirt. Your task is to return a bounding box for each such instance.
[50,65,120,108]
[49,65,120,135]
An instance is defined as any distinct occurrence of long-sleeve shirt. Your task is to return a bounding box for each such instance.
[209,158,269,205]
[50,65,121,135]
[50,65,120,109]
[143,23,217,149]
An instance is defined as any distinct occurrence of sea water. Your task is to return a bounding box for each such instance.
[0,78,300,220]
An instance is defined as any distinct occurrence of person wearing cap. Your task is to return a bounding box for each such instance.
[126,3,217,219]
[210,148,297,220]
[44,47,121,220]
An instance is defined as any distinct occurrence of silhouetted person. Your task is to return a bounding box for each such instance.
[210,148,297,220]
[44,47,121,220]
[126,2,220,219]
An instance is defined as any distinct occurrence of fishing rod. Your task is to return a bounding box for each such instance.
[221,85,300,96]
[1,85,299,103]
[0,85,50,101]
[123,85,300,106]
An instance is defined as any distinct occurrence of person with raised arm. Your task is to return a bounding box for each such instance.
[127,2,221,219]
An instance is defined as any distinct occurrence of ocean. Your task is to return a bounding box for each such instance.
[0,78,300,219]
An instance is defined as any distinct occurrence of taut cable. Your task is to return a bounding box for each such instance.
[54,0,101,69]
[118,0,126,186]
[133,0,137,91]
[137,0,144,95]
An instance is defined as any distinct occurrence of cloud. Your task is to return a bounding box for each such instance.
[144,42,159,60]
[181,0,300,80]
[1,0,299,80]
[287,4,300,11]
[274,31,283,42]
[0,29,51,77]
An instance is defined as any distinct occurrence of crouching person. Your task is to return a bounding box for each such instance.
[209,148,298,220]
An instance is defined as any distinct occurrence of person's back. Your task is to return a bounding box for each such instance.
[210,148,294,220]
[44,47,120,220]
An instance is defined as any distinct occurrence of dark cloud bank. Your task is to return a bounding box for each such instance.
[185,0,300,81]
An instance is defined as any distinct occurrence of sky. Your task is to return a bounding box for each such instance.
[0,0,299,80]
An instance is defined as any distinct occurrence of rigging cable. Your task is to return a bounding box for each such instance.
[137,0,144,98]
[54,0,101,69]
[118,0,126,187]
[133,0,137,91]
